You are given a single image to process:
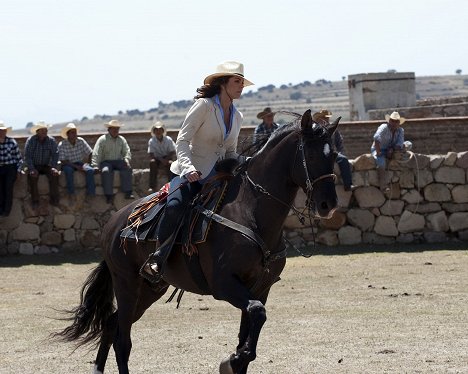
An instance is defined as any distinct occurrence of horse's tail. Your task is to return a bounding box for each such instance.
[53,260,115,348]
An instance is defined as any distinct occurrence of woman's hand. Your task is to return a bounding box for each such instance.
[185,170,201,183]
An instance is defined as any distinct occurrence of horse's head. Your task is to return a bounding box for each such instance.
[292,109,339,218]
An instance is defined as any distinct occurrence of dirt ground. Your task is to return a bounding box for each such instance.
[1,243,467,374]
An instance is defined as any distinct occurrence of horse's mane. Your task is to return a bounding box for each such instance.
[252,119,330,158]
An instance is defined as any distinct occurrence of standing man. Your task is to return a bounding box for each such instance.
[253,107,279,144]
[0,122,23,216]
[313,109,356,191]
[371,111,407,192]
[147,121,176,193]
[92,119,134,203]
[58,123,96,199]
[24,121,60,208]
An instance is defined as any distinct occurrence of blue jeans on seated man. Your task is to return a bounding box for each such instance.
[62,162,96,196]
[335,152,353,190]
[100,159,133,198]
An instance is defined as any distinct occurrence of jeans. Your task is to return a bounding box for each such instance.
[0,164,17,215]
[335,153,353,188]
[100,160,133,196]
[156,175,201,242]
[62,162,96,195]
[28,165,60,204]
[371,147,388,169]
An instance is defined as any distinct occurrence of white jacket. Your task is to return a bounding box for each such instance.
[170,97,243,178]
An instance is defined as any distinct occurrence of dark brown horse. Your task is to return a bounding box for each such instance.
[55,110,340,373]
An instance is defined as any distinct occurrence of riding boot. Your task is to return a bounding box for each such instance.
[140,227,180,283]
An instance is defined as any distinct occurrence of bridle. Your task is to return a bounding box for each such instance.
[245,133,336,220]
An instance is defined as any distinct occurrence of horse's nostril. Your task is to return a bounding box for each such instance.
[320,202,328,210]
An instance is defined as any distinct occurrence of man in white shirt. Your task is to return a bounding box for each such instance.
[147,121,176,192]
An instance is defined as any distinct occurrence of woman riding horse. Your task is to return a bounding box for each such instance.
[140,60,253,283]
[54,69,340,372]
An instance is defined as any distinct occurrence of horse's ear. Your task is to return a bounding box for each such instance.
[301,109,313,130]
[328,116,341,136]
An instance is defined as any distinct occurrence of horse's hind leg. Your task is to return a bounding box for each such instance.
[93,312,118,373]
[112,277,169,374]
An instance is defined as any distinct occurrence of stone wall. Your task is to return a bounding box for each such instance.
[284,150,468,247]
[1,150,468,255]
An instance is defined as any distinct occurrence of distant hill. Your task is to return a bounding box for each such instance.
[15,74,468,136]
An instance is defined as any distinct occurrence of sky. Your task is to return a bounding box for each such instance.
[1,0,467,129]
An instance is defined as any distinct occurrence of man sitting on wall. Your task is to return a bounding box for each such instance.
[92,119,134,204]
[24,121,60,208]
[147,121,176,193]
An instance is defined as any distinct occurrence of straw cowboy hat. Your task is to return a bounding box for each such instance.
[257,107,276,119]
[312,109,332,123]
[105,119,124,128]
[150,121,166,134]
[61,123,79,139]
[0,121,12,134]
[30,121,52,134]
[204,61,254,86]
[385,111,406,125]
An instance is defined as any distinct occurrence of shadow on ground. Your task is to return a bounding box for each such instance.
[1,241,466,268]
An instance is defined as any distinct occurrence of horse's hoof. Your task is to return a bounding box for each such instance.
[219,356,235,374]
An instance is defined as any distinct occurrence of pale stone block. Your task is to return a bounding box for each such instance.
[317,230,339,246]
[423,183,451,202]
[380,200,405,216]
[81,217,100,230]
[456,151,468,168]
[451,185,468,203]
[374,215,398,237]
[63,228,76,242]
[347,209,375,231]
[338,226,362,245]
[429,155,445,169]
[53,214,76,229]
[426,211,449,232]
[434,167,465,184]
[352,154,375,171]
[12,223,40,241]
[443,152,458,166]
[19,242,34,255]
[41,231,62,246]
[355,186,386,208]
[397,210,426,233]
[448,212,468,232]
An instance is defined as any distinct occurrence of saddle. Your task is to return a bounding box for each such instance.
[120,173,232,255]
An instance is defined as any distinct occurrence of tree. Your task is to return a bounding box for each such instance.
[456,69,462,75]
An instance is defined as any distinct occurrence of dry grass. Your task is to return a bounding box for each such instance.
[0,244,467,373]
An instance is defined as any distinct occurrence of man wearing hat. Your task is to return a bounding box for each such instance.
[313,109,356,192]
[92,120,134,203]
[371,111,408,191]
[0,122,23,216]
[58,123,96,199]
[24,121,60,208]
[253,107,279,144]
[147,121,176,193]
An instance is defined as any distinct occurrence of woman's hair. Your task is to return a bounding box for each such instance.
[194,76,230,99]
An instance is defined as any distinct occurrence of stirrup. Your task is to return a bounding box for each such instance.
[139,257,163,284]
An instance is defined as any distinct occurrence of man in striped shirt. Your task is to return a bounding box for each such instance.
[58,123,96,198]
[92,120,134,204]
[0,122,23,216]
[24,121,60,208]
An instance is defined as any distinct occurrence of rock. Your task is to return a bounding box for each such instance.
[374,216,398,237]
[397,211,425,233]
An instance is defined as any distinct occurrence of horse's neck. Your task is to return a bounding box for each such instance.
[242,144,299,240]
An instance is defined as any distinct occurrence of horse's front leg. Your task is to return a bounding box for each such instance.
[219,299,267,374]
